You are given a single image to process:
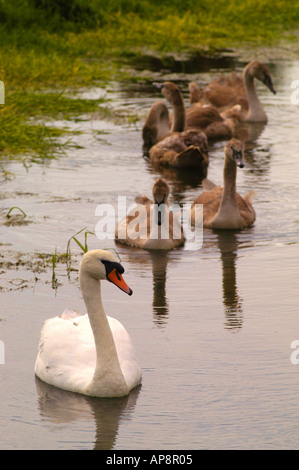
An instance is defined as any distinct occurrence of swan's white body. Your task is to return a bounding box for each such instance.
[35,313,140,395]
[35,250,142,398]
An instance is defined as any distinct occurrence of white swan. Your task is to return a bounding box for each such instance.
[35,250,142,398]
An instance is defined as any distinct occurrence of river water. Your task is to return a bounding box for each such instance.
[0,54,298,450]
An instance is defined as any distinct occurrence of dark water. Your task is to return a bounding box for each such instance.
[0,54,298,449]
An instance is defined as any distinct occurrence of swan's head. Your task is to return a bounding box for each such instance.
[153,81,182,105]
[247,61,276,95]
[152,178,170,206]
[225,138,245,168]
[80,250,132,295]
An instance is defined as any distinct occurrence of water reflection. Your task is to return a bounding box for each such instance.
[122,50,244,79]
[216,231,243,332]
[242,122,266,146]
[115,243,171,327]
[238,121,273,179]
[150,250,169,326]
[143,157,205,204]
[35,377,141,450]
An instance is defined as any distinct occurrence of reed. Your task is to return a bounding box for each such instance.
[6,206,27,218]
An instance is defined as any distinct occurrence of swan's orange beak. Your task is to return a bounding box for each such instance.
[108,268,133,296]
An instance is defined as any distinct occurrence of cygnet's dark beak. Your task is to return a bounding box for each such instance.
[154,195,166,207]
[233,149,245,168]
[154,196,166,226]
[263,74,276,95]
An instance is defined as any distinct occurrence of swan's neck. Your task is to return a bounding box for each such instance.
[80,273,129,397]
[158,105,171,139]
[243,66,267,122]
[154,103,170,142]
[170,94,185,132]
[221,156,238,205]
[214,156,240,226]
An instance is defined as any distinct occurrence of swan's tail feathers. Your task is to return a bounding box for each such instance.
[173,146,207,168]
[244,190,257,205]
[189,81,203,104]
[202,178,217,190]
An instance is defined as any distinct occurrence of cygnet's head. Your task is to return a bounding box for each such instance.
[152,177,170,206]
[225,138,245,168]
[246,61,276,95]
[153,81,182,105]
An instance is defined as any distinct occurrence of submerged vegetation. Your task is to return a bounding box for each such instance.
[1,0,299,160]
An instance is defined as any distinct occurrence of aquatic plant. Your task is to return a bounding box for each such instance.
[6,206,27,219]
[51,248,58,290]
[66,227,95,256]
[65,227,95,276]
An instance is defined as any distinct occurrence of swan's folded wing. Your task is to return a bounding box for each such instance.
[34,315,96,393]
[135,195,153,206]
[173,145,207,168]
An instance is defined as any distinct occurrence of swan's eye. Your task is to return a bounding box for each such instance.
[101,259,125,276]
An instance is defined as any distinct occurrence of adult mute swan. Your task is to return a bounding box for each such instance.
[191,139,256,230]
[116,177,185,250]
[35,250,142,398]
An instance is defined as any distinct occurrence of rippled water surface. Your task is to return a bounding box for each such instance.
[0,55,299,450]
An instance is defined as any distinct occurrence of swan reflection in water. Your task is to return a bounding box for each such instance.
[115,242,173,328]
[35,377,141,450]
[150,250,170,326]
[216,230,244,332]
[116,230,245,331]
[143,156,206,205]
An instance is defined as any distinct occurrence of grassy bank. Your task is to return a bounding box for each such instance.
[1,0,299,161]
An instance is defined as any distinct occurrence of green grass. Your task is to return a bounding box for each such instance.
[0,105,70,160]
[1,0,299,160]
